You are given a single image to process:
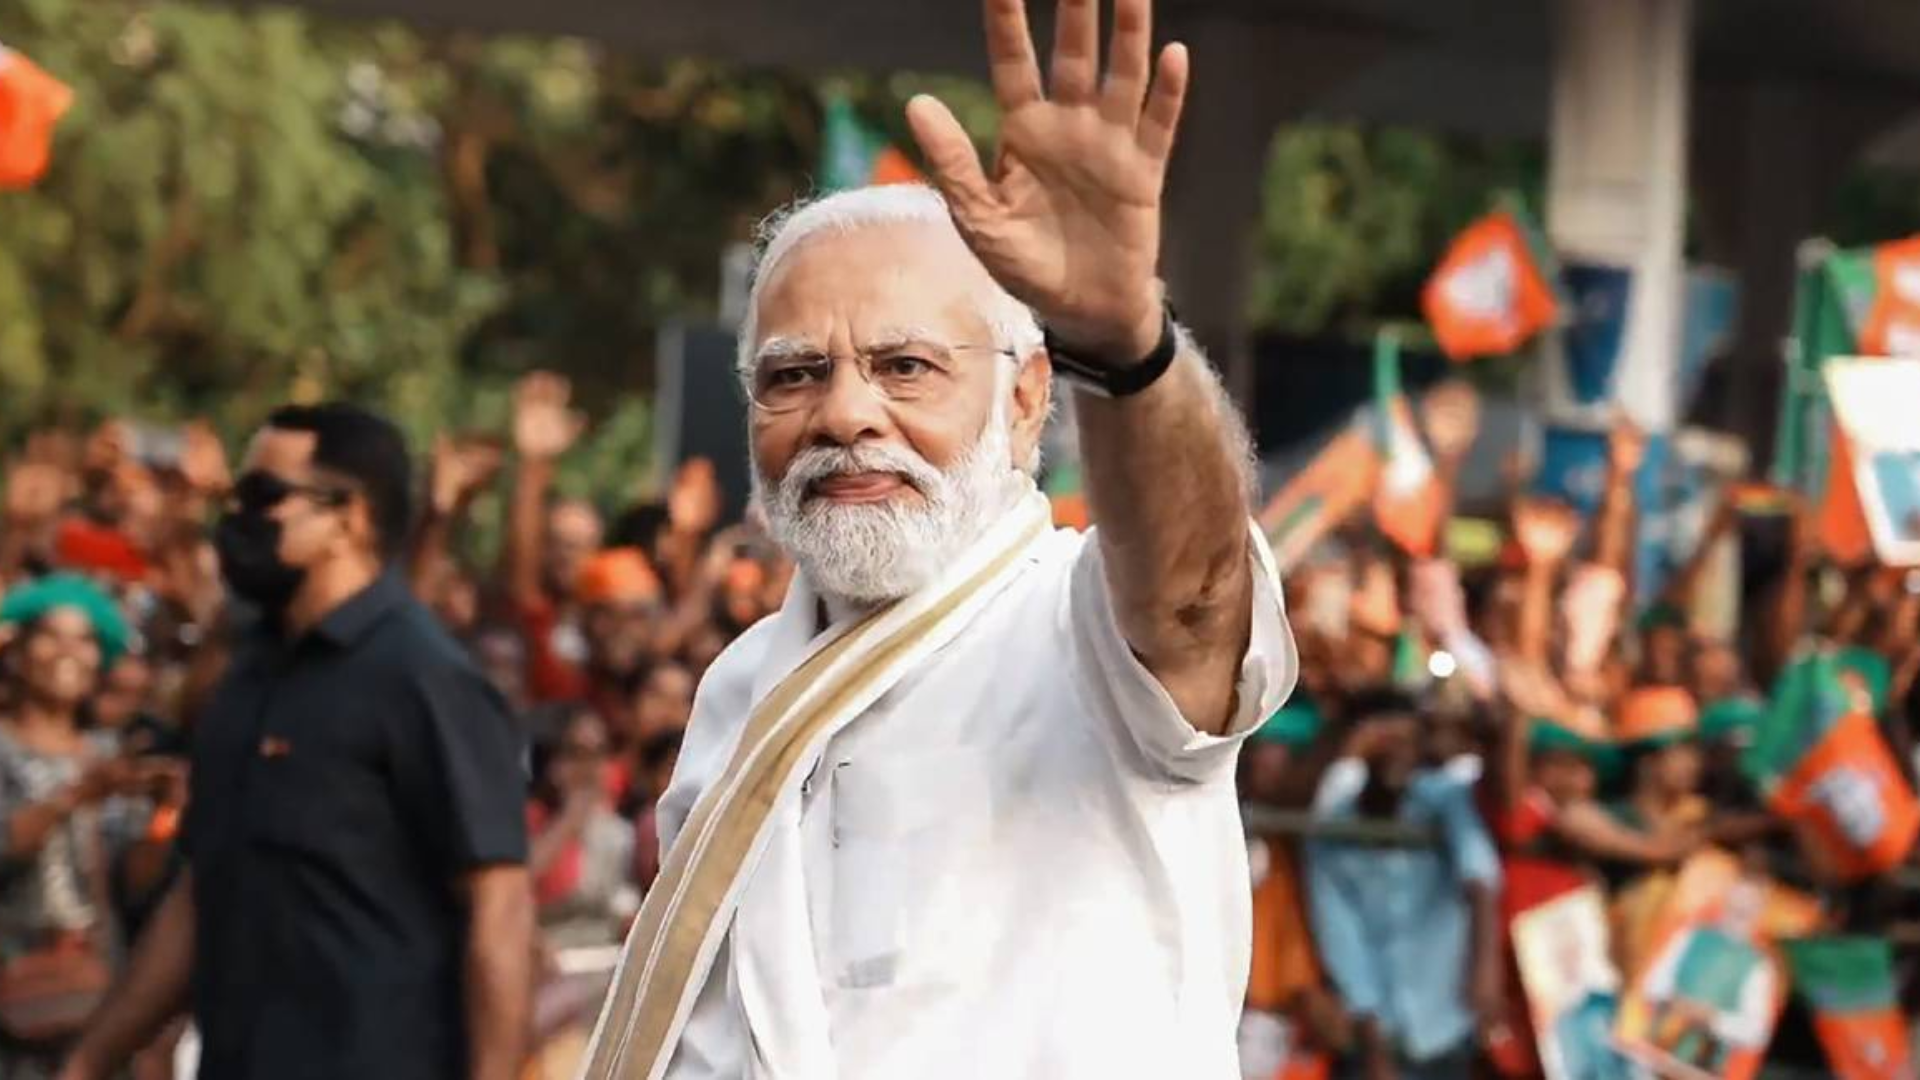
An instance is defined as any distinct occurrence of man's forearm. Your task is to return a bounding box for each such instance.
[465,867,534,1080]
[1517,563,1555,667]
[1075,339,1256,734]
[503,459,554,606]
[64,876,195,1080]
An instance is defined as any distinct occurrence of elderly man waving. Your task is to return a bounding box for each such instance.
[578,0,1296,1076]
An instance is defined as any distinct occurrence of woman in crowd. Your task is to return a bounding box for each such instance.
[0,575,148,1080]
[525,705,639,1074]
[527,705,637,951]
[1603,687,1711,976]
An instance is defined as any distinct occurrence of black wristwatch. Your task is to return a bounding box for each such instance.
[1044,304,1182,398]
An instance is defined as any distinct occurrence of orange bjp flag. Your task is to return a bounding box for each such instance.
[1858,235,1920,357]
[0,46,73,190]
[1769,712,1920,881]
[1422,210,1559,361]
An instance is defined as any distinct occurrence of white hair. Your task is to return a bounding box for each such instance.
[736,184,1046,380]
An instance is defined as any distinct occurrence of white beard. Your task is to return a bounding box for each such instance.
[756,407,1024,608]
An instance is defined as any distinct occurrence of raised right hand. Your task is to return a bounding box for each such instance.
[512,372,587,462]
[1513,497,1581,566]
[430,435,506,515]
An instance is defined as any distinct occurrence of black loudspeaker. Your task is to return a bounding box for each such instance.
[654,321,751,527]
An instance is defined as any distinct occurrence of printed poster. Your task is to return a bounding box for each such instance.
[1512,886,1632,1080]
[1614,852,1822,1080]
[1823,358,1920,565]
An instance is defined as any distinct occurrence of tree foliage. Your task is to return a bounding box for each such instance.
[1249,123,1544,340]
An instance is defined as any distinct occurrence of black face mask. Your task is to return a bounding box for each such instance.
[214,512,306,612]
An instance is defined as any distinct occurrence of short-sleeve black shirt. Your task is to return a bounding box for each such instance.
[181,573,528,1080]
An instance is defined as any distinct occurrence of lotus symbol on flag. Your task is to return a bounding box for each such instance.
[1422,208,1558,361]
[1380,410,1432,497]
[1809,767,1887,848]
[1440,246,1519,332]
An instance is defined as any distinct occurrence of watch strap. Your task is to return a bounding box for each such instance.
[1044,306,1181,398]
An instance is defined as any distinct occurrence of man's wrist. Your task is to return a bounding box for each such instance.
[1046,306,1181,399]
[1042,283,1167,366]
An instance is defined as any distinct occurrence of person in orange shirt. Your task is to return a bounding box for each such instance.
[1240,703,1339,1080]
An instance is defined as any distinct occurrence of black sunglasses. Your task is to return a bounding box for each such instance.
[230,471,352,516]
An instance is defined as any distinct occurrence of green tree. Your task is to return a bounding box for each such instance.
[1249,123,1543,341]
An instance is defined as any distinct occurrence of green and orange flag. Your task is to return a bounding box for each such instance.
[1370,332,1445,558]
[1782,936,1913,1080]
[819,95,922,193]
[1747,652,1920,881]
[0,44,72,190]
[1258,427,1380,572]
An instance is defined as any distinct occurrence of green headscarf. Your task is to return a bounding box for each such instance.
[1698,697,1765,744]
[1528,719,1596,757]
[1528,718,1623,782]
[1254,700,1323,748]
[0,573,131,664]
[1622,726,1695,752]
[1637,602,1688,634]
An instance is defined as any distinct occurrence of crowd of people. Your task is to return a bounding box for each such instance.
[0,374,788,1077]
[0,364,1915,1079]
[1238,387,1920,1078]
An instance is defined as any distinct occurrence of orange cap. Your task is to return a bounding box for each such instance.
[1614,685,1699,745]
[575,547,661,606]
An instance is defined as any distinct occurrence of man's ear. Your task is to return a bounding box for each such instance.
[1008,348,1053,471]
[344,495,379,558]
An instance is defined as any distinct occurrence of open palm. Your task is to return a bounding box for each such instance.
[907,0,1188,359]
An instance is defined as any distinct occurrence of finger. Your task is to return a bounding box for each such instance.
[1099,0,1152,123]
[1049,0,1100,104]
[982,0,1044,108]
[1135,42,1189,163]
[906,95,998,217]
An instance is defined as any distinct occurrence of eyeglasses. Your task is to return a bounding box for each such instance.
[747,340,1012,414]
[229,471,352,516]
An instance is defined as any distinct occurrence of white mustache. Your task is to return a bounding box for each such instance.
[782,443,943,503]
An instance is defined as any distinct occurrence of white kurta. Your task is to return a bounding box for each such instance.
[655,524,1297,1079]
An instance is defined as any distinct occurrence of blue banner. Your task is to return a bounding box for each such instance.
[1560,263,1634,407]
[1533,426,1611,517]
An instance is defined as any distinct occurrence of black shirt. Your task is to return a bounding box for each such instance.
[182,573,527,1080]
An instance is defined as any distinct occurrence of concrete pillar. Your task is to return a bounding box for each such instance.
[1543,0,1693,432]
